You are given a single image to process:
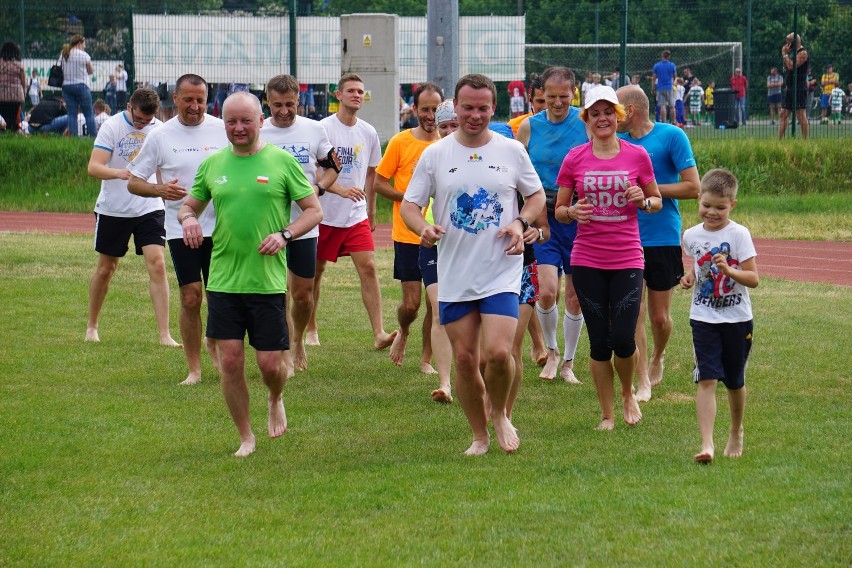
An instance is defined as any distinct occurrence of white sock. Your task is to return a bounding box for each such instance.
[536,303,559,351]
[563,310,584,361]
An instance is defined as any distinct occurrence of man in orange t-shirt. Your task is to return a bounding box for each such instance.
[375,82,444,367]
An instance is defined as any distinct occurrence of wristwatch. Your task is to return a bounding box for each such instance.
[316,182,326,196]
[280,228,293,243]
[514,216,530,231]
[644,198,652,212]
[537,227,545,242]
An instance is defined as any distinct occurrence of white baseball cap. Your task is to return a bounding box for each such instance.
[584,85,620,109]
[435,100,457,124]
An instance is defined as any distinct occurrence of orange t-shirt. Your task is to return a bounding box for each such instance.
[375,129,437,244]
[508,112,532,136]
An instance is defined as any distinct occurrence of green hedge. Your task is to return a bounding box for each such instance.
[0,134,849,217]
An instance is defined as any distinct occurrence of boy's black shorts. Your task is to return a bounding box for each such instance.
[690,319,753,390]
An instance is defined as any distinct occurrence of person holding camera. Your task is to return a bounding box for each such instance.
[778,33,809,139]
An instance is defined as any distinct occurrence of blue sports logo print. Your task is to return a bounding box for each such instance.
[450,186,503,234]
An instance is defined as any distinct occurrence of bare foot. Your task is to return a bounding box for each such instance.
[464,436,490,456]
[179,371,202,386]
[205,338,221,374]
[492,413,520,453]
[694,448,714,464]
[431,388,453,404]
[305,330,321,346]
[374,329,398,350]
[539,348,559,380]
[596,417,615,431]
[389,331,408,366]
[160,335,182,348]
[635,378,652,403]
[234,434,256,457]
[85,328,100,342]
[649,356,665,387]
[623,395,642,425]
[268,396,288,438]
[293,340,308,372]
[724,428,744,458]
[560,362,581,384]
[531,346,548,367]
[420,361,437,374]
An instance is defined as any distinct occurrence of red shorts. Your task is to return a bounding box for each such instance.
[317,219,375,262]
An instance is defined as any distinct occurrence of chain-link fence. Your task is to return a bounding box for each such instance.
[3,0,849,137]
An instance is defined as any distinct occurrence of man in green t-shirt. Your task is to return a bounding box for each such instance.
[178,92,322,457]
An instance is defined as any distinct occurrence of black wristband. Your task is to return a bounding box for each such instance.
[316,182,326,196]
[514,216,529,231]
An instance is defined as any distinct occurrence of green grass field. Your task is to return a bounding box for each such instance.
[1,234,849,566]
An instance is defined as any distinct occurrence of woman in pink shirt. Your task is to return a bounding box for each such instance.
[554,85,661,431]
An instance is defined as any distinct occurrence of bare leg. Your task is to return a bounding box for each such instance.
[205,337,221,374]
[350,251,397,349]
[306,260,325,346]
[561,275,583,384]
[481,313,520,453]
[695,379,717,463]
[724,386,746,458]
[797,109,809,139]
[614,350,641,426]
[142,245,180,347]
[425,284,452,403]
[288,271,315,372]
[445,312,489,455]
[87,253,119,342]
[178,283,205,385]
[390,280,422,366]
[590,358,615,430]
[508,304,534,420]
[420,299,436,374]
[634,291,652,402]
[527,312,547,366]
[647,287,674,388]
[777,108,789,139]
[218,339,255,457]
[535,264,561,380]
[257,349,288,439]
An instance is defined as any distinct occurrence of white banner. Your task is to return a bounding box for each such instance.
[24,59,123,93]
[132,15,524,84]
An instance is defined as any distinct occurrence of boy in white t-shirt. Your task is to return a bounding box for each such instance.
[681,168,759,464]
[829,86,845,124]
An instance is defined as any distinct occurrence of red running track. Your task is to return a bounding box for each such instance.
[1,211,850,287]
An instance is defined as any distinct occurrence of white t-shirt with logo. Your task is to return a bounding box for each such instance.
[406,133,542,302]
[128,114,227,240]
[682,220,757,324]
[261,116,333,240]
[92,111,163,218]
[319,114,381,228]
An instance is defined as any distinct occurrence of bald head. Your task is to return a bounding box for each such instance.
[222,91,262,119]
[616,85,649,114]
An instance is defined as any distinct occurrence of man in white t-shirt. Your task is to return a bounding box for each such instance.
[310,73,398,350]
[128,75,228,385]
[115,65,128,113]
[85,88,178,347]
[261,74,341,374]
[402,74,545,456]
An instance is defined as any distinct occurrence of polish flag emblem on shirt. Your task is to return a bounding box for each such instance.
[257,176,269,184]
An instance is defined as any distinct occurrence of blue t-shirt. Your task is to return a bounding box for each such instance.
[653,59,677,91]
[488,122,515,139]
[528,108,589,192]
[618,122,696,247]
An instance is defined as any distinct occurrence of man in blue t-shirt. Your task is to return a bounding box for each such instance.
[616,85,700,402]
[652,50,677,124]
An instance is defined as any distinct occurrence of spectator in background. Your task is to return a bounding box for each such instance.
[704,80,715,125]
[652,50,677,124]
[299,83,315,116]
[509,83,525,118]
[93,98,110,131]
[820,64,839,124]
[508,75,545,138]
[730,67,749,126]
[778,32,809,139]
[0,41,27,133]
[507,78,525,111]
[28,96,68,134]
[115,65,128,111]
[682,67,695,92]
[60,34,96,137]
[27,68,41,108]
[103,74,117,114]
[687,78,704,127]
[767,67,783,125]
[607,67,623,90]
[674,77,686,126]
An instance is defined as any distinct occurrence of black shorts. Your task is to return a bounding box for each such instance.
[394,241,422,282]
[419,245,438,288]
[168,237,212,287]
[94,210,165,257]
[206,291,289,351]
[783,88,808,110]
[285,237,317,280]
[690,319,753,390]
[643,246,685,291]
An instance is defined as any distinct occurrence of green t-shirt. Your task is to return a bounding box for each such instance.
[190,144,314,294]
